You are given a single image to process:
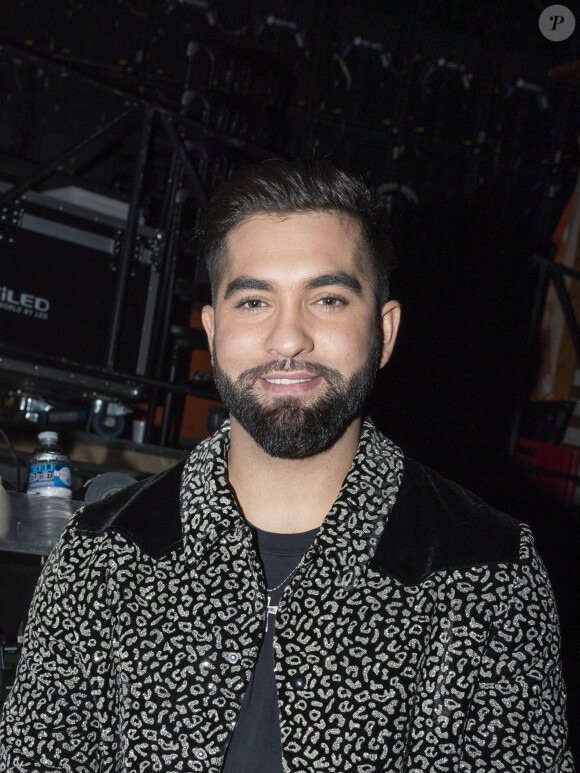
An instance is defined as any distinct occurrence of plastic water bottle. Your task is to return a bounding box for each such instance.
[27,431,72,499]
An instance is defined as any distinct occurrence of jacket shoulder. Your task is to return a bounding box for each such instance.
[74,459,186,559]
[371,458,521,585]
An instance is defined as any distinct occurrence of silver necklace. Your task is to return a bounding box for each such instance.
[265,557,305,631]
[266,559,303,593]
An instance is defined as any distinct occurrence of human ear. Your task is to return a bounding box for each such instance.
[201,305,215,363]
[378,300,401,368]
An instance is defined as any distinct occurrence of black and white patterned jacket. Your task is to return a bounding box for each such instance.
[0,419,575,772]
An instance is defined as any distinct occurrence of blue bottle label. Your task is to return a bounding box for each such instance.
[28,461,72,491]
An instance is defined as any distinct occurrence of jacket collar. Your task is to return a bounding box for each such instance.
[76,417,404,566]
[178,418,405,572]
[75,418,520,583]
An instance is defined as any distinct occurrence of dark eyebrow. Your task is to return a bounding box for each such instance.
[223,277,274,301]
[222,271,363,302]
[304,272,363,295]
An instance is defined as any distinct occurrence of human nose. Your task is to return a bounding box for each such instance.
[264,305,314,359]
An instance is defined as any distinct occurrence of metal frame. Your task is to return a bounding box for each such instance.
[533,254,580,365]
[0,40,220,444]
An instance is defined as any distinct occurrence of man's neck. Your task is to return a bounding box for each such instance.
[227,417,362,534]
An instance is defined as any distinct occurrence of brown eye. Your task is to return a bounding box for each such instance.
[317,296,346,308]
[238,298,266,310]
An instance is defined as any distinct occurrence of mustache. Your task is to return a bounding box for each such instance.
[237,359,344,385]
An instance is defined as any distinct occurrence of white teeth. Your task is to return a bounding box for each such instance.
[265,378,313,384]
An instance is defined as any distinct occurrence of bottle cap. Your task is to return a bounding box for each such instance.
[38,431,59,443]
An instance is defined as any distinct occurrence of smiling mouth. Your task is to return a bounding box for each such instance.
[264,377,315,384]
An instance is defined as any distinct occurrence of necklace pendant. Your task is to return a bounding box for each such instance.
[266,594,278,632]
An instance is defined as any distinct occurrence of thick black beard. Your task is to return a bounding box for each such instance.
[212,338,381,459]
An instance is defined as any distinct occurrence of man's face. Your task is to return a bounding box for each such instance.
[201,212,400,458]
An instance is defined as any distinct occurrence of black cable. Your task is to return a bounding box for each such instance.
[0,427,21,493]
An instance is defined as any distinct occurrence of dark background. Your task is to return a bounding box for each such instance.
[1,0,578,458]
[0,0,579,761]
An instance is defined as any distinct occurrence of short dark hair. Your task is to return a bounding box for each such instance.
[201,158,394,309]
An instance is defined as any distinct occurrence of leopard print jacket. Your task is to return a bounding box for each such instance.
[0,418,575,771]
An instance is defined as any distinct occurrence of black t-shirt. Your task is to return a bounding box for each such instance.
[221,525,318,773]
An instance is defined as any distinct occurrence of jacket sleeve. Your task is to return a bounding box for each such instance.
[0,522,103,772]
[459,525,576,772]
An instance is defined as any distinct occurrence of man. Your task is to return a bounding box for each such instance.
[0,159,574,772]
